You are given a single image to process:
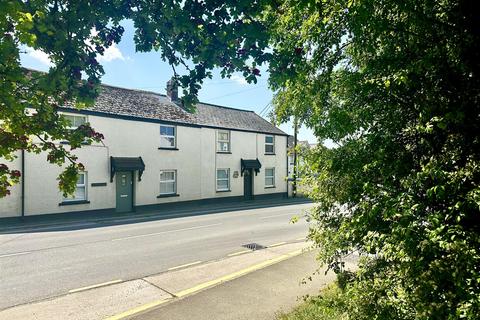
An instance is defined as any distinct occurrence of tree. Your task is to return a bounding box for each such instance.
[1,1,127,196]
[2,1,479,318]
[1,0,270,196]
[267,0,480,318]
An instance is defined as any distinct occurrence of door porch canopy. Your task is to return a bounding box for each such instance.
[110,156,145,182]
[241,158,261,176]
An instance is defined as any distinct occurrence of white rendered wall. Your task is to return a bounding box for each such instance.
[0,112,287,217]
[0,152,22,218]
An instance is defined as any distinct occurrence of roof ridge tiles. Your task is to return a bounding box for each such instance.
[101,84,255,114]
[22,68,286,135]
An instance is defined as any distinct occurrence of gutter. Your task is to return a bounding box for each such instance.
[56,107,289,137]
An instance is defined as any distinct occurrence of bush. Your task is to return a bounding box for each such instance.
[276,285,348,320]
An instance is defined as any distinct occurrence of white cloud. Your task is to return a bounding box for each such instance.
[26,47,52,67]
[97,43,126,62]
[230,74,248,85]
[25,42,127,67]
[88,29,127,63]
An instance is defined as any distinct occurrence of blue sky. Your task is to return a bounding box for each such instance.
[20,20,316,143]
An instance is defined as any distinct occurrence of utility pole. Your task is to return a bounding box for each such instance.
[292,117,298,198]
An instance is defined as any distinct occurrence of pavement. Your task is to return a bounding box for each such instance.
[130,250,345,320]
[0,201,315,314]
[0,197,311,233]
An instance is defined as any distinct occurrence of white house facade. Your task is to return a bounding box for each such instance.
[0,82,289,218]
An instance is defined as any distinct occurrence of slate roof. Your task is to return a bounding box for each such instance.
[64,84,287,136]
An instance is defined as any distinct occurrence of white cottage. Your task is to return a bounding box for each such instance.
[0,80,288,218]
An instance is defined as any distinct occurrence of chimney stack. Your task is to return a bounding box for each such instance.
[166,78,178,102]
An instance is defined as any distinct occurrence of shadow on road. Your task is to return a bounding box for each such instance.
[0,198,312,235]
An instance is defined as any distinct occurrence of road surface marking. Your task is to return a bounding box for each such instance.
[259,212,295,219]
[68,279,123,293]
[168,261,202,271]
[104,298,172,320]
[296,237,306,241]
[111,223,222,241]
[227,249,251,257]
[105,248,305,320]
[0,251,31,259]
[268,241,287,248]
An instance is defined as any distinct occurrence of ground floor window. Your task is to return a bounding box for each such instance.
[265,168,275,187]
[63,172,87,201]
[216,168,230,191]
[160,170,177,195]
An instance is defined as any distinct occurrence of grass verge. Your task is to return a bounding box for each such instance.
[275,284,348,320]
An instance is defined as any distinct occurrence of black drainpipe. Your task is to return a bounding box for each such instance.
[21,149,25,219]
[286,136,289,198]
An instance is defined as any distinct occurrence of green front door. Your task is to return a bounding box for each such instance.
[116,171,133,213]
[244,169,254,200]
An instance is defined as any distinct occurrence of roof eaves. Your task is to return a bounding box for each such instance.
[56,106,289,135]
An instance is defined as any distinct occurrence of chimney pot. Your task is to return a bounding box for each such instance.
[166,78,178,102]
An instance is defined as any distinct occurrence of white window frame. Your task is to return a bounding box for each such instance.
[62,114,87,130]
[216,168,230,191]
[160,125,176,148]
[265,168,275,187]
[265,135,275,154]
[159,170,177,195]
[217,130,231,152]
[63,172,87,201]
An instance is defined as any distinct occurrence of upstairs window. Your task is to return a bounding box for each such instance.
[63,172,87,201]
[217,130,230,152]
[63,114,87,130]
[160,170,177,195]
[265,168,275,187]
[216,169,230,191]
[265,135,275,154]
[160,125,176,148]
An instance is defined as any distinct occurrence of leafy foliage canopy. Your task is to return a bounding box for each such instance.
[1,1,479,318]
[269,0,480,318]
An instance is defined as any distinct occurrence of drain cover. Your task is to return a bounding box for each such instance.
[242,243,266,251]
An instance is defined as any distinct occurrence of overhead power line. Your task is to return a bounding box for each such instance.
[203,84,267,102]
[260,101,275,118]
[259,102,271,117]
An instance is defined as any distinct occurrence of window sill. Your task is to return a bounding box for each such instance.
[157,193,180,198]
[60,141,89,145]
[265,186,276,189]
[158,147,179,151]
[264,153,276,156]
[216,189,231,193]
[59,200,90,206]
[216,151,232,154]
[91,182,107,187]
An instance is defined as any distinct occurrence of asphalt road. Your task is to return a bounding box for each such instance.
[0,203,312,310]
